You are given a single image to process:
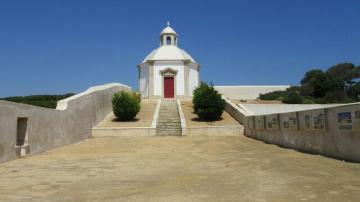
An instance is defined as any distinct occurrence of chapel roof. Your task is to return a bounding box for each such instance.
[140,22,199,66]
[142,45,197,64]
[160,26,178,36]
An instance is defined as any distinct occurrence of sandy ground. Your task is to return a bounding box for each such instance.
[181,101,240,126]
[231,99,283,104]
[1,136,360,202]
[96,100,157,127]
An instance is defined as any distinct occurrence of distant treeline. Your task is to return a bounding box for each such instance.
[0,93,75,109]
[259,63,360,104]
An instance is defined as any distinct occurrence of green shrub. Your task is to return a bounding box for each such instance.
[302,96,316,104]
[192,82,209,114]
[112,91,141,121]
[192,82,225,121]
[259,91,287,101]
[283,91,303,104]
[322,90,347,103]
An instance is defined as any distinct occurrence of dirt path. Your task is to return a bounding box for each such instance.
[1,135,360,201]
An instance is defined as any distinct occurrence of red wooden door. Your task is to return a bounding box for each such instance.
[164,77,174,98]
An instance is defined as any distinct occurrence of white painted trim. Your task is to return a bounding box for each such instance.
[177,99,186,136]
[151,99,162,128]
[56,83,131,111]
[222,96,253,116]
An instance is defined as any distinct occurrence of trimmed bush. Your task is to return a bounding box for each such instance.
[192,82,225,121]
[112,91,141,121]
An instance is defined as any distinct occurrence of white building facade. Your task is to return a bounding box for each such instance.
[138,23,200,99]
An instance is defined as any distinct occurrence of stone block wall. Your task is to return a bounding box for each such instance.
[245,103,360,162]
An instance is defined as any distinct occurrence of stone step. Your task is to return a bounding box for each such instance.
[158,120,179,122]
[156,100,182,136]
[157,122,180,125]
[156,134,181,136]
[156,128,182,131]
[157,124,181,127]
[157,125,181,128]
[156,127,181,130]
[156,130,181,133]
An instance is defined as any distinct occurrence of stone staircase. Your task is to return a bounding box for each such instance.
[156,100,182,136]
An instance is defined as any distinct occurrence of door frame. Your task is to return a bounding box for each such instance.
[160,68,177,99]
[163,76,175,99]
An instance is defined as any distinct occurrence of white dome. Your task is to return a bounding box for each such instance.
[160,26,178,36]
[142,45,197,64]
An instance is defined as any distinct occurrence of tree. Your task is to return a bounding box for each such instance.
[257,62,359,104]
[300,69,344,98]
[323,90,347,103]
[347,82,360,100]
[327,63,359,85]
[192,82,225,121]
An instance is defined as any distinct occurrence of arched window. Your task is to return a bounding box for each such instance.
[166,36,171,45]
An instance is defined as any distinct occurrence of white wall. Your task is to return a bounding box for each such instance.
[0,83,130,163]
[139,64,149,98]
[154,61,185,96]
[215,85,290,100]
[189,63,199,96]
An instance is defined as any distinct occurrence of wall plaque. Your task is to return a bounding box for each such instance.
[255,116,265,130]
[281,113,297,130]
[337,111,352,130]
[303,109,325,131]
[266,114,279,130]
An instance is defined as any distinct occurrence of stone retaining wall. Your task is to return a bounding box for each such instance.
[245,103,360,162]
[0,83,130,163]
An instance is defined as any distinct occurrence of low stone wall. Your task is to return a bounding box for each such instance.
[0,83,130,163]
[215,85,290,100]
[186,125,244,136]
[92,127,156,137]
[245,103,360,162]
[223,97,250,124]
[177,99,187,136]
[91,99,161,137]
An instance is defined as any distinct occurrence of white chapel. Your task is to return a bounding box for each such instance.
[138,22,200,99]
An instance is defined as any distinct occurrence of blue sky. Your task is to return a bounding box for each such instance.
[0,0,359,97]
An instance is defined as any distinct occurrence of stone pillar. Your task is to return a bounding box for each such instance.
[149,63,154,97]
[184,62,189,96]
